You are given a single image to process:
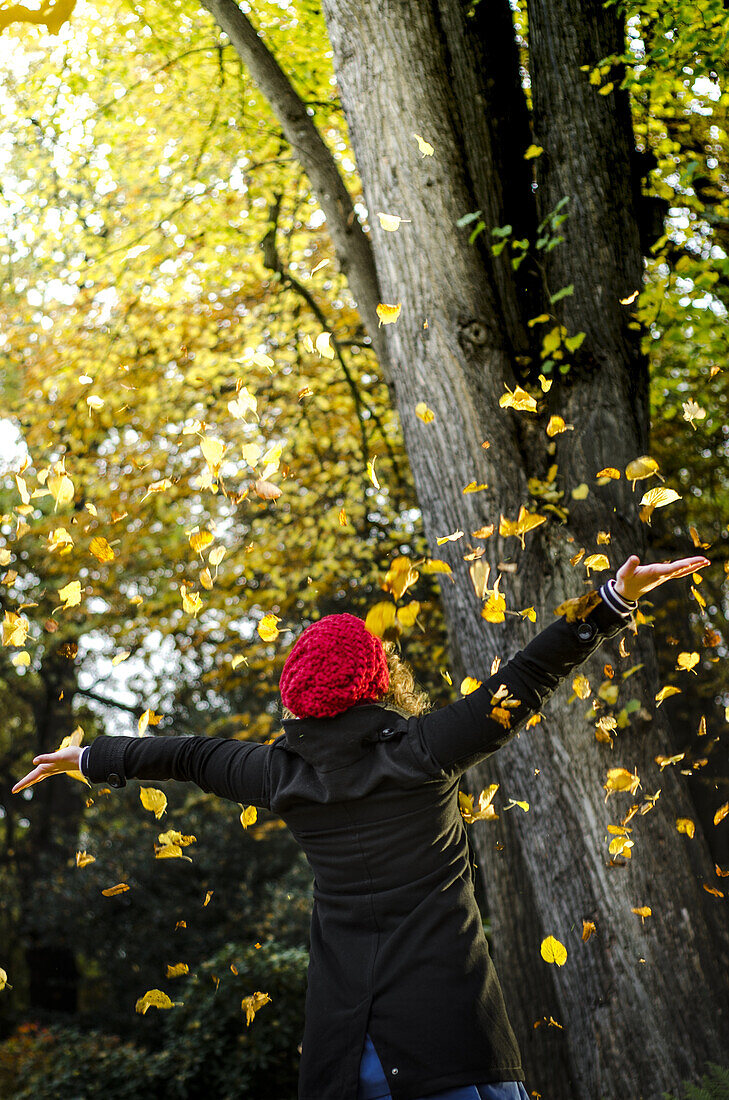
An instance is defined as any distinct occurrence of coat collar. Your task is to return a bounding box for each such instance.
[281,703,403,770]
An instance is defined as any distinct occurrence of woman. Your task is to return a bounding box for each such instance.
[13,553,709,1100]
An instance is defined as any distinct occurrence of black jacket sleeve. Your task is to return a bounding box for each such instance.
[82,734,271,810]
[407,590,633,781]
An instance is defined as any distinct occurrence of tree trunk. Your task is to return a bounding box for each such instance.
[319,1,729,1095]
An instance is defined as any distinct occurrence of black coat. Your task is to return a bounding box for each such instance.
[83,593,630,1100]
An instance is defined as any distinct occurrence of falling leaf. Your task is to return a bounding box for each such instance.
[415,402,435,423]
[76,851,95,868]
[546,416,573,437]
[437,530,464,545]
[572,675,592,699]
[135,990,182,1015]
[676,818,695,838]
[258,613,280,642]
[140,788,167,820]
[315,332,335,359]
[682,400,706,429]
[620,290,639,305]
[655,753,685,770]
[538,374,552,392]
[102,883,130,897]
[581,920,596,942]
[655,685,681,705]
[376,302,402,326]
[48,468,75,509]
[471,525,495,539]
[639,487,681,510]
[631,906,652,924]
[180,584,203,616]
[0,968,9,991]
[203,890,213,907]
[524,144,543,159]
[715,803,729,827]
[200,436,225,472]
[252,479,281,501]
[419,558,452,575]
[499,384,537,413]
[505,798,530,812]
[519,607,537,622]
[155,843,192,861]
[240,805,258,829]
[460,677,482,696]
[86,395,105,412]
[499,507,546,549]
[481,588,506,623]
[412,133,434,156]
[365,602,397,637]
[241,991,271,1026]
[189,530,214,556]
[528,314,551,327]
[715,865,729,878]
[554,589,601,622]
[376,212,410,231]
[463,481,488,494]
[540,936,567,966]
[338,507,348,526]
[459,785,499,824]
[229,389,258,420]
[676,652,699,674]
[703,885,724,898]
[2,611,29,647]
[166,963,189,979]
[396,600,420,628]
[596,468,621,480]
[57,580,82,610]
[583,553,610,575]
[383,557,419,600]
[571,483,589,500]
[604,767,641,798]
[608,833,633,858]
[367,457,380,489]
[625,456,659,484]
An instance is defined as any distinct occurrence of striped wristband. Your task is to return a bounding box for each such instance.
[600,577,638,616]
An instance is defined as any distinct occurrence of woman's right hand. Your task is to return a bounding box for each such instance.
[11,746,83,795]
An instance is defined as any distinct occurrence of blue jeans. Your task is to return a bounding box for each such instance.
[357,1033,531,1100]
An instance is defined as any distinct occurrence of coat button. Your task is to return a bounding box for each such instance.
[380,728,395,740]
[391,1068,398,1075]
[107,772,123,787]
[577,621,597,642]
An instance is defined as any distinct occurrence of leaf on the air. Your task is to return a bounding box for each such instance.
[460,677,482,696]
[676,652,699,674]
[571,483,589,500]
[200,436,225,473]
[376,212,410,231]
[139,709,162,736]
[655,685,681,705]
[504,798,530,812]
[58,581,82,609]
[471,525,495,539]
[315,332,335,359]
[538,374,552,392]
[682,400,706,429]
[524,144,543,159]
[540,936,567,966]
[631,906,651,924]
[639,487,681,510]
[383,557,419,600]
[459,784,499,824]
[102,883,130,897]
[2,611,29,647]
[155,844,192,861]
[499,506,546,549]
[603,767,641,798]
[180,584,203,616]
[519,606,537,622]
[253,479,282,501]
[258,613,280,642]
[240,805,258,829]
[655,753,685,770]
[572,675,592,700]
[365,601,397,637]
[715,803,729,827]
[0,968,10,991]
[229,388,258,420]
[554,589,601,622]
[76,851,96,868]
[189,529,214,556]
[166,963,189,978]
[48,466,75,510]
[481,584,506,623]
[415,402,435,423]
[625,455,659,484]
[397,600,420,628]
[140,477,173,502]
[676,818,695,838]
[583,553,610,575]
[596,467,621,480]
[499,384,537,412]
[581,920,596,942]
[158,830,196,848]
[463,481,488,494]
[412,133,434,156]
[376,303,402,326]
[620,290,639,304]
[367,456,380,489]
[135,990,182,1015]
[419,558,452,576]
[437,530,464,545]
[89,536,115,563]
[203,890,213,907]
[140,787,167,819]
[241,991,271,1026]
[546,416,573,437]
[703,885,724,898]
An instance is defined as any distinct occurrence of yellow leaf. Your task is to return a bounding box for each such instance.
[315,332,335,359]
[376,302,402,326]
[571,483,589,500]
[459,784,499,823]
[258,613,280,642]
[703,885,724,898]
[189,530,214,555]
[471,525,495,539]
[682,400,706,428]
[240,805,258,829]
[155,843,192,861]
[598,81,614,95]
[200,567,213,590]
[86,395,105,412]
[676,817,695,838]
[140,787,167,820]
[538,374,552,392]
[655,753,685,770]
[76,851,96,868]
[419,559,452,575]
[252,478,281,500]
[604,767,641,797]
[715,802,729,827]
[676,652,700,674]
[180,584,203,616]
[631,906,652,923]
[138,709,162,735]
[58,580,82,609]
[540,936,567,966]
[581,920,596,942]
[572,675,591,699]
[519,606,537,622]
[691,585,706,609]
[481,589,506,623]
[524,143,543,159]
[88,536,115,563]
[48,469,75,509]
[376,212,409,231]
[383,557,419,600]
[655,685,681,705]
[141,477,173,502]
[412,132,434,156]
[200,436,225,472]
[609,834,633,857]
[0,968,9,991]
[436,530,464,545]
[639,487,681,509]
[596,467,621,480]
[260,443,283,480]
[620,290,639,305]
[499,506,546,549]
[365,601,397,637]
[12,650,30,667]
[415,402,435,423]
[367,457,380,489]
[241,991,271,1026]
[240,443,261,467]
[102,883,130,897]
[460,676,482,696]
[135,990,182,1015]
[203,890,213,907]
[528,314,551,327]
[463,481,488,494]
[231,655,247,670]
[2,611,29,647]
[166,963,189,979]
[506,798,530,812]
[546,415,573,436]
[229,390,258,421]
[499,384,537,412]
[583,553,610,574]
[625,455,659,483]
[396,600,420,628]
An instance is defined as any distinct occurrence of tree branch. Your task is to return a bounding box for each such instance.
[197,0,391,381]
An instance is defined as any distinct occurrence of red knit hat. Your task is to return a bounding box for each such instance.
[280,613,389,719]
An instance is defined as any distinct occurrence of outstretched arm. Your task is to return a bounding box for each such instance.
[407,554,710,781]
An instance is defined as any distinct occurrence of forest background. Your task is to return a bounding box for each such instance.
[0,1,727,1098]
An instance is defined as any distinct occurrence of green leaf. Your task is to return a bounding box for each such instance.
[550,284,574,304]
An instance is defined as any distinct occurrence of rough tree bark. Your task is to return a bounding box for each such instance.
[206,1,729,1096]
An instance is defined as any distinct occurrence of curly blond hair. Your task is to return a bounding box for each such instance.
[281,640,431,721]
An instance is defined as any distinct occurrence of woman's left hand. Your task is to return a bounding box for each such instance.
[11,746,83,795]
[614,554,711,603]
